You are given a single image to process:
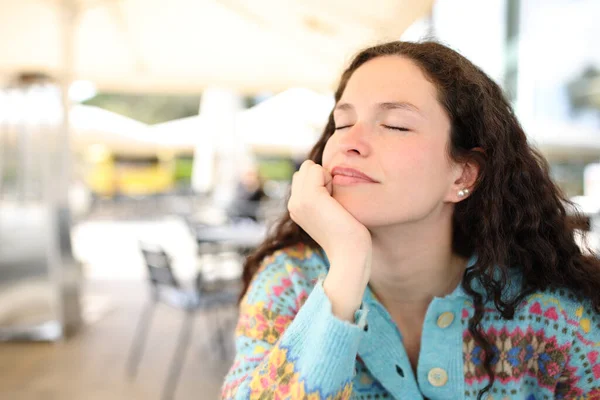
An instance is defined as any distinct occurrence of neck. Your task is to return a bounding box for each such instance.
[368,211,468,319]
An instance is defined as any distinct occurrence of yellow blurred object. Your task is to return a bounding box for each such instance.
[83,149,174,197]
[115,165,173,197]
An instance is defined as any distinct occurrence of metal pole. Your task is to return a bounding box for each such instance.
[47,0,82,339]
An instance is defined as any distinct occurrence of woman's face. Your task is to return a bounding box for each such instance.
[322,55,462,228]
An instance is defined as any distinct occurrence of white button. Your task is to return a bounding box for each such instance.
[436,312,455,328]
[427,367,448,387]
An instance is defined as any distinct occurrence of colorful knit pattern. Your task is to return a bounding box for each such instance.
[221,244,600,399]
[221,244,354,399]
[462,292,600,400]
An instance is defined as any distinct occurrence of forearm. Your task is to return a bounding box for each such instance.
[222,281,365,399]
[323,255,371,322]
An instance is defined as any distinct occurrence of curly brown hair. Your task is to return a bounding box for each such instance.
[240,41,600,399]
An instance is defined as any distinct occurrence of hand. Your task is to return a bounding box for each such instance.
[288,160,370,260]
[288,160,372,320]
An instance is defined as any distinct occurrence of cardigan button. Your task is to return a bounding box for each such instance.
[436,312,455,328]
[427,367,448,387]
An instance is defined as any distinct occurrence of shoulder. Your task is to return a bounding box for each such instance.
[243,243,328,311]
[468,286,600,397]
[476,285,600,355]
[493,269,600,341]
[517,287,600,341]
[519,288,600,396]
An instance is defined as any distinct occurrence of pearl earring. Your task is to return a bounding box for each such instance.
[458,188,470,198]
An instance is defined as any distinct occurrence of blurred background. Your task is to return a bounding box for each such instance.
[0,0,599,399]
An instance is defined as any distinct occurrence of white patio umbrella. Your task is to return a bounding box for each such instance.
[0,0,434,93]
[236,88,334,155]
[150,88,334,156]
[145,115,207,153]
[70,104,158,156]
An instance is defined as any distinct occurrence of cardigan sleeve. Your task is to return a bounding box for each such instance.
[221,249,367,399]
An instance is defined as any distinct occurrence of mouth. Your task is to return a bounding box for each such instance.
[330,166,379,184]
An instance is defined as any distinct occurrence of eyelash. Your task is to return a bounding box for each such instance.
[334,125,409,132]
[382,125,409,132]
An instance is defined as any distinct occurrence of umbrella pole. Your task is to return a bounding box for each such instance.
[46,0,83,339]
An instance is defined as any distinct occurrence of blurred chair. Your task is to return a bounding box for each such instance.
[126,242,239,400]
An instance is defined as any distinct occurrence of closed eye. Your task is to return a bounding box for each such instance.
[382,125,409,132]
[334,125,352,131]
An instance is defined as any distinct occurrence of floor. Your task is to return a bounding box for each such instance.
[0,280,237,400]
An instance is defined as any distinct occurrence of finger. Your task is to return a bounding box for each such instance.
[323,168,333,195]
[297,160,314,177]
[306,162,325,188]
[297,159,315,190]
[290,171,299,195]
[299,159,314,170]
[288,172,299,216]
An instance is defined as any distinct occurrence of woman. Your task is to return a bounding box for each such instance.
[221,41,600,400]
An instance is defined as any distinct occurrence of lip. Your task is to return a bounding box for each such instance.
[330,166,379,183]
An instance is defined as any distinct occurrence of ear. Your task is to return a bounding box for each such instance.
[445,156,480,203]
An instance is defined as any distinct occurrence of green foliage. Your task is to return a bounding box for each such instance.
[174,156,194,183]
[257,157,295,181]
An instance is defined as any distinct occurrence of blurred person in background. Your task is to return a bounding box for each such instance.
[222,41,600,399]
[227,166,266,222]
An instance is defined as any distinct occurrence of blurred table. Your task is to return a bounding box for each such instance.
[192,220,268,286]
[194,220,268,252]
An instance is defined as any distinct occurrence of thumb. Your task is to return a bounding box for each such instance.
[323,168,333,195]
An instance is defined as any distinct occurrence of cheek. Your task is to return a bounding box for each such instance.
[380,141,432,188]
[387,138,451,182]
[364,144,452,224]
[321,138,336,168]
[383,146,454,218]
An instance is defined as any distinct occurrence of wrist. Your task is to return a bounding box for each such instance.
[323,272,366,323]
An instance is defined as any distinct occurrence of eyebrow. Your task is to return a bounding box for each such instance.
[334,101,423,115]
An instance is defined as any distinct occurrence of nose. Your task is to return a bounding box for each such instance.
[337,123,371,157]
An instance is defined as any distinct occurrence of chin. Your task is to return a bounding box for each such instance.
[333,193,389,227]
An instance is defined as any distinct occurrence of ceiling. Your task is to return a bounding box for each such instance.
[0,0,434,94]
